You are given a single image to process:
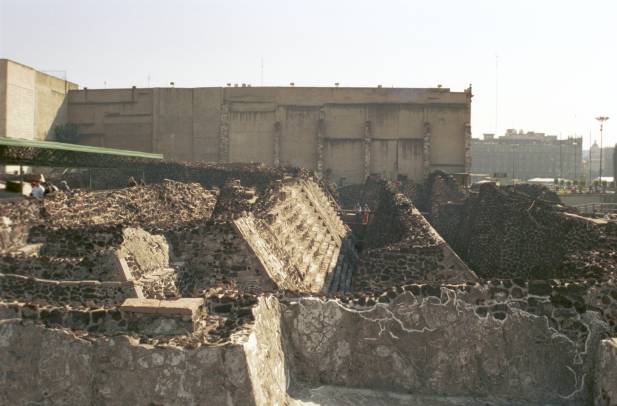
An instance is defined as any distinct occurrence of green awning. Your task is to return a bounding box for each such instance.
[0,137,163,168]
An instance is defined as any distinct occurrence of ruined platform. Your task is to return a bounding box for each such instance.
[0,165,615,405]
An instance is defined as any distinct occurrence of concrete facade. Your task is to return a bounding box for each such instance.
[0,59,78,141]
[68,86,472,184]
[472,129,583,182]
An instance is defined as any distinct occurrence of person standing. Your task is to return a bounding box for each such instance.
[362,204,370,225]
[30,181,45,199]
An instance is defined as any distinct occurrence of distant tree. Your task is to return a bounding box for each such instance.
[593,180,600,192]
[54,123,80,143]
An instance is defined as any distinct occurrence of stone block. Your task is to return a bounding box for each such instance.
[119,298,204,336]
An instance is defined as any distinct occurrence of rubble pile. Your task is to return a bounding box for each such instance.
[428,179,617,281]
[40,180,218,232]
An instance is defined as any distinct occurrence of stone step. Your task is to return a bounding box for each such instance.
[296,234,330,278]
[325,244,343,293]
[289,230,325,273]
[303,240,334,291]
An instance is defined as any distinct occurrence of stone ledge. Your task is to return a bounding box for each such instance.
[120,298,204,318]
[120,298,205,336]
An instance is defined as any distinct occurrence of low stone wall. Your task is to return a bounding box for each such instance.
[0,295,615,405]
[0,252,118,281]
[0,295,290,406]
[32,224,125,257]
[595,338,617,405]
[0,273,140,306]
[0,301,127,333]
[172,221,275,295]
[280,293,608,404]
[339,279,617,340]
[0,319,257,405]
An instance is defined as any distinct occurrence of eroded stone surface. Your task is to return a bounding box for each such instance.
[595,337,617,405]
[281,293,607,404]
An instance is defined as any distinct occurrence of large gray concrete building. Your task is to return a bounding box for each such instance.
[0,59,78,141]
[1,59,472,185]
[472,129,583,181]
[67,86,472,184]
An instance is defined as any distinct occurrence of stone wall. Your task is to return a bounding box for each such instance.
[244,296,289,406]
[280,293,608,404]
[430,181,617,281]
[0,319,257,405]
[171,221,275,295]
[0,301,128,333]
[0,215,32,252]
[0,253,117,281]
[353,182,477,292]
[0,293,615,405]
[0,273,140,306]
[595,337,617,405]
[0,296,290,406]
[336,278,617,337]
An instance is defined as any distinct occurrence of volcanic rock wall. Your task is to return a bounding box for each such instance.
[172,221,276,296]
[430,181,617,281]
[353,182,477,292]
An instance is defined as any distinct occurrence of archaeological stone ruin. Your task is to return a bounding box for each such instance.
[1,164,616,405]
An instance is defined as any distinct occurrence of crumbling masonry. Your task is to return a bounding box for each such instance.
[1,165,616,405]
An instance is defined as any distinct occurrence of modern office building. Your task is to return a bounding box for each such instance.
[472,129,582,181]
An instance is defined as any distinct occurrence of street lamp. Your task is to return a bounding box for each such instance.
[596,116,609,190]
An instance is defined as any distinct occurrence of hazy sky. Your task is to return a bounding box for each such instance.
[1,0,615,148]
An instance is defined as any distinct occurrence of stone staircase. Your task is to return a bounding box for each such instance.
[235,178,356,293]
